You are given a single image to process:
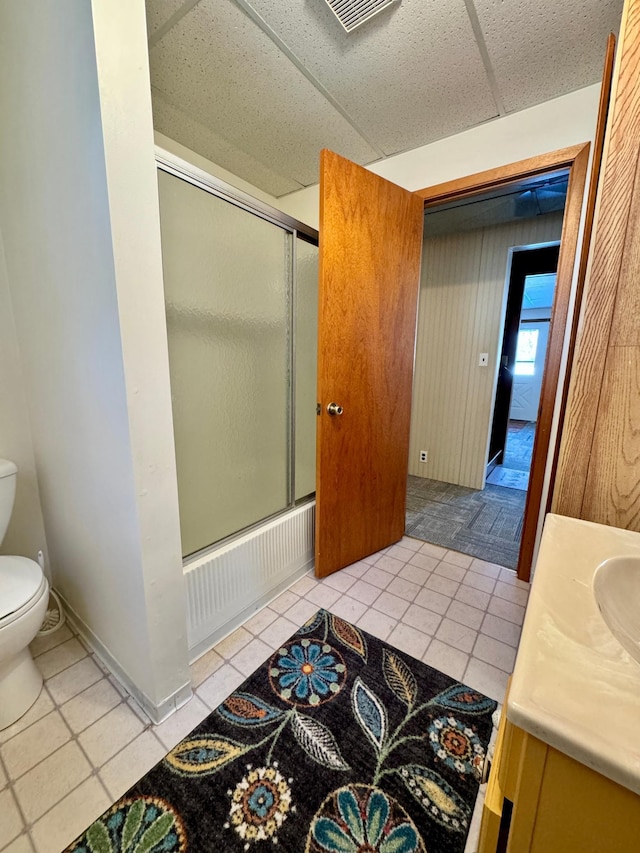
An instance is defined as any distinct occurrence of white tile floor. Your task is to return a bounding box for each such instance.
[0,537,529,853]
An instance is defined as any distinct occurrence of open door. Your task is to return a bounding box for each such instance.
[315,150,424,577]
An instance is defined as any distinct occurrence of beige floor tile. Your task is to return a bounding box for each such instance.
[0,788,23,847]
[493,580,529,607]
[385,544,416,562]
[305,584,341,609]
[422,640,469,681]
[59,679,122,734]
[326,596,368,623]
[259,616,298,649]
[46,658,103,705]
[372,591,410,620]
[408,552,439,572]
[399,536,422,552]
[214,627,252,660]
[498,568,530,589]
[480,613,521,647]
[414,586,451,615]
[360,553,379,565]
[269,590,300,614]
[385,576,420,602]
[402,603,442,635]
[487,596,525,625]
[126,698,151,725]
[99,730,166,801]
[0,758,6,790]
[289,574,317,596]
[2,712,70,781]
[345,579,380,606]
[425,574,459,598]
[342,561,369,578]
[443,550,473,569]
[470,558,503,578]
[3,835,35,853]
[399,563,431,586]
[153,695,210,750]
[386,624,430,660]
[435,561,467,582]
[360,566,393,590]
[231,638,273,676]
[0,690,54,745]
[445,600,485,631]
[34,639,87,680]
[284,598,320,627]
[197,664,245,711]
[321,571,356,593]
[13,741,92,824]
[418,542,448,559]
[243,607,278,636]
[464,658,509,703]
[435,618,478,653]
[30,776,110,853]
[373,555,404,576]
[455,585,491,611]
[357,610,397,641]
[473,634,517,673]
[29,625,73,659]
[189,647,224,689]
[78,703,145,768]
[462,571,496,595]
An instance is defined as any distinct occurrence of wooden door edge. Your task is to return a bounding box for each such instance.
[516,143,590,581]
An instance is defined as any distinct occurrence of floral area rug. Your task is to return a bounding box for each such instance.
[66,609,496,853]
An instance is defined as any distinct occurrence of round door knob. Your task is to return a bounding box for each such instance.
[327,402,344,416]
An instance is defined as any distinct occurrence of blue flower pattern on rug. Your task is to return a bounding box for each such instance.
[66,609,496,853]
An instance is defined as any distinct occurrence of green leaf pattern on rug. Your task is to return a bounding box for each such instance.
[165,735,247,775]
[307,785,425,853]
[291,711,350,771]
[217,692,284,727]
[429,683,497,716]
[68,797,186,853]
[352,677,388,752]
[382,649,417,708]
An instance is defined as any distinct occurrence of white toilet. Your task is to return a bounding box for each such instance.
[0,459,49,730]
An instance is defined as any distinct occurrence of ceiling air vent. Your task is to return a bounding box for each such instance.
[324,0,400,33]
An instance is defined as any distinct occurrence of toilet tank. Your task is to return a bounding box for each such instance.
[0,459,18,545]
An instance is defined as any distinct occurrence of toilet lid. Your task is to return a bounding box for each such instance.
[0,556,44,619]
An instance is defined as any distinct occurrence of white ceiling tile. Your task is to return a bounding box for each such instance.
[149,0,380,190]
[472,0,624,113]
[145,0,186,36]
[244,0,499,155]
[151,90,304,197]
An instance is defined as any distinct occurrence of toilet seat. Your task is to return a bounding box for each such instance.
[0,556,47,628]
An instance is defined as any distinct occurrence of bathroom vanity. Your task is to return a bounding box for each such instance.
[479,514,640,852]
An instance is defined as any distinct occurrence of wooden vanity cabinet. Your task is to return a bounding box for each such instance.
[479,707,640,853]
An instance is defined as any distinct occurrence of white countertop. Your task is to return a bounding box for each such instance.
[507,513,640,795]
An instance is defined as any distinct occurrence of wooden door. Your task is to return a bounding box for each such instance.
[315,149,424,577]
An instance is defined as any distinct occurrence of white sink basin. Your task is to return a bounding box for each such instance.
[593,555,640,665]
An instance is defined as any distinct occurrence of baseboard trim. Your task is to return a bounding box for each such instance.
[58,591,192,724]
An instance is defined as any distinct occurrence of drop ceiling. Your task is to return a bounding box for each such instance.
[145,0,623,198]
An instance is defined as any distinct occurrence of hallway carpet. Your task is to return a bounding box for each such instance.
[486,422,536,491]
[406,477,526,569]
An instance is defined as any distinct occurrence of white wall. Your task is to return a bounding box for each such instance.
[278,84,601,228]
[0,0,189,716]
[0,233,49,566]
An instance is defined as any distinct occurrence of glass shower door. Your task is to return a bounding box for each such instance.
[158,170,292,556]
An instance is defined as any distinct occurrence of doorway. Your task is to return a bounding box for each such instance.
[406,214,564,570]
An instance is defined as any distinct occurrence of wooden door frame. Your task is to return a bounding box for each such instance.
[414,143,590,581]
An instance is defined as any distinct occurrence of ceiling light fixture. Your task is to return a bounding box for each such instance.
[323,0,400,33]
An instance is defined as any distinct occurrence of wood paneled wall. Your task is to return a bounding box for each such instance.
[409,213,563,489]
[552,0,640,528]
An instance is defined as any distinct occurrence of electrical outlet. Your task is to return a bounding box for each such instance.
[419,451,428,463]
